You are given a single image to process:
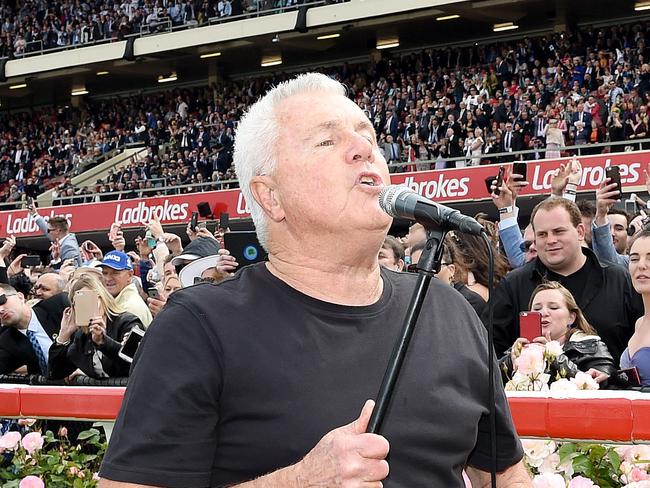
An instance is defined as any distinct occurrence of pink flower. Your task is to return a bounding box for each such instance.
[533,473,566,488]
[545,340,564,358]
[17,419,36,427]
[571,371,599,390]
[21,432,44,454]
[0,431,22,450]
[58,426,68,438]
[516,343,546,375]
[631,468,650,482]
[569,475,599,487]
[19,476,44,488]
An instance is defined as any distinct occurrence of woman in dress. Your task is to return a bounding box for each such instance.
[623,231,650,385]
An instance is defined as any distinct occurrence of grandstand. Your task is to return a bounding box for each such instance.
[0,0,649,249]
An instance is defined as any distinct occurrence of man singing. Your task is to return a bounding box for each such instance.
[99,73,529,487]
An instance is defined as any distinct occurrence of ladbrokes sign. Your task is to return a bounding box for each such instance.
[1,151,649,237]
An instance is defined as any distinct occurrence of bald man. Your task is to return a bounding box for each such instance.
[33,273,66,301]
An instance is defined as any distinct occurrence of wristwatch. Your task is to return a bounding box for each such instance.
[498,206,514,214]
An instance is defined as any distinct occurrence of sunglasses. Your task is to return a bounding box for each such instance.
[0,292,17,305]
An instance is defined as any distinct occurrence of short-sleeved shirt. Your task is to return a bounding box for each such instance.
[100,263,522,487]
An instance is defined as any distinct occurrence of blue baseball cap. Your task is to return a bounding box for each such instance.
[99,251,133,271]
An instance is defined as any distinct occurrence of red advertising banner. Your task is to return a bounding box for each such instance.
[1,151,650,238]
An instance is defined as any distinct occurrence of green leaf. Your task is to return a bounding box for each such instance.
[559,443,578,464]
[76,429,100,441]
[607,449,621,471]
[573,454,594,478]
[73,477,84,488]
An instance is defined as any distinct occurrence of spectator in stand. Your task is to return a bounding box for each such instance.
[32,273,66,301]
[98,251,152,328]
[544,119,564,159]
[499,281,616,385]
[377,235,405,272]
[29,206,82,267]
[623,230,650,386]
[48,273,143,380]
[0,283,69,376]
[487,197,643,363]
[437,239,486,317]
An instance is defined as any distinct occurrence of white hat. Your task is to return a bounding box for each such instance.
[178,254,220,287]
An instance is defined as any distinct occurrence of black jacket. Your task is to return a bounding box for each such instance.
[0,293,70,375]
[48,312,141,380]
[483,247,643,363]
[499,333,617,384]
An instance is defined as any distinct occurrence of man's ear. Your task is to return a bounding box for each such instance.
[250,176,285,223]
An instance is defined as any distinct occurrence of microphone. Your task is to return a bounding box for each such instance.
[379,185,485,236]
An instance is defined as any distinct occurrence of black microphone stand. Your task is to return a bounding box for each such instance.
[367,225,447,434]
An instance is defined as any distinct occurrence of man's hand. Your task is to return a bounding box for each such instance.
[159,232,183,255]
[595,179,620,226]
[58,307,78,344]
[28,204,38,218]
[551,157,582,196]
[491,171,528,211]
[215,249,239,275]
[186,224,198,241]
[112,231,126,252]
[146,217,164,239]
[82,240,103,260]
[196,226,217,241]
[629,210,648,237]
[58,259,76,282]
[50,240,61,261]
[0,235,16,262]
[8,254,25,277]
[292,400,389,487]
[147,296,167,317]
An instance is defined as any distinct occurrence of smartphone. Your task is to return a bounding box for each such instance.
[494,165,506,196]
[484,175,496,195]
[605,165,622,197]
[108,223,121,241]
[219,212,229,230]
[144,230,157,248]
[118,326,145,363]
[190,211,199,232]
[519,311,542,342]
[147,288,161,300]
[617,367,641,386]
[512,162,527,181]
[21,255,41,268]
[74,289,100,329]
[625,199,638,216]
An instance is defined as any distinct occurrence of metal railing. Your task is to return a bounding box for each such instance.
[386,137,650,171]
[2,136,648,211]
[2,0,341,60]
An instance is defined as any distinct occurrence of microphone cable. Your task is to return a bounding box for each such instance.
[481,231,498,488]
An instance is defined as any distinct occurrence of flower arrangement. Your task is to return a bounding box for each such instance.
[522,439,650,487]
[505,341,600,392]
[0,423,106,487]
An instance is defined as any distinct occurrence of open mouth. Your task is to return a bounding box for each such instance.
[357,172,383,187]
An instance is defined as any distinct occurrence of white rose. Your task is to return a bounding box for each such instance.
[571,371,599,390]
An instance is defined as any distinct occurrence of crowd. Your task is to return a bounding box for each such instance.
[2,68,650,487]
[0,0,327,58]
[3,20,650,207]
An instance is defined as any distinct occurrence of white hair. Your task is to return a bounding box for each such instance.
[234,72,346,251]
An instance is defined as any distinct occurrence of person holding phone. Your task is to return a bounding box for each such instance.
[623,231,650,386]
[48,273,144,380]
[498,282,616,385]
[28,206,82,268]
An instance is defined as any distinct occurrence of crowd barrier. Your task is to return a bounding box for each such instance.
[1,385,650,442]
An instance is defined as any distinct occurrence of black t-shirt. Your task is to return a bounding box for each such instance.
[100,264,522,488]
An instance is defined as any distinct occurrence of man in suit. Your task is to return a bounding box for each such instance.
[30,206,82,267]
[382,135,402,172]
[572,102,592,134]
[0,284,70,375]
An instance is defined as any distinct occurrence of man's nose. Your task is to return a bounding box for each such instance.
[348,133,374,164]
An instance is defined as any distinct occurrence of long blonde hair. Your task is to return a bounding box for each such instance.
[528,281,596,340]
[69,273,124,318]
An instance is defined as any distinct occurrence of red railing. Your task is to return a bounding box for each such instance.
[1,386,649,442]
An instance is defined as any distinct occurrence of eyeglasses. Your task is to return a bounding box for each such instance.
[0,292,17,305]
[519,240,533,253]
